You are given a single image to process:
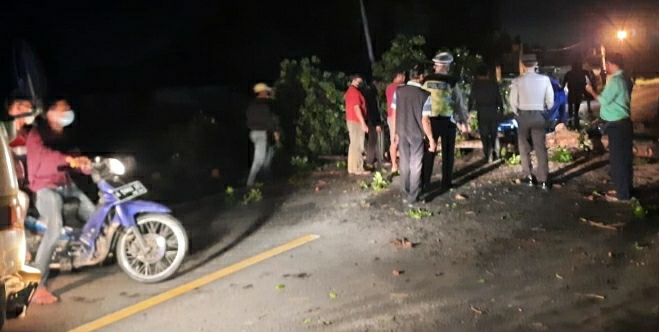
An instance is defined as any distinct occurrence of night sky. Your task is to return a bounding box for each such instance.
[1,0,653,95]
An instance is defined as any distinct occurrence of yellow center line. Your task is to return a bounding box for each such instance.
[68,234,320,332]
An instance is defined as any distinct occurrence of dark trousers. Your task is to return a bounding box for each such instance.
[607,118,634,200]
[478,116,500,161]
[422,116,456,189]
[568,97,582,129]
[399,135,424,202]
[517,111,549,183]
[366,123,380,165]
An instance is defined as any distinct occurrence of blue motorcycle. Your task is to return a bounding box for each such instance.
[25,157,188,283]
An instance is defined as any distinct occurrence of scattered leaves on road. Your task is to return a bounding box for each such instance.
[406,208,433,219]
[455,194,468,200]
[275,284,286,290]
[470,305,484,314]
[390,238,414,249]
[393,270,404,276]
[555,274,564,280]
[329,292,338,299]
[579,217,625,231]
[576,293,606,300]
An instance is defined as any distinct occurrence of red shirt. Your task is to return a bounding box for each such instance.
[344,85,366,123]
[385,82,401,118]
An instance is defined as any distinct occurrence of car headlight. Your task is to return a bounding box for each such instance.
[107,158,126,175]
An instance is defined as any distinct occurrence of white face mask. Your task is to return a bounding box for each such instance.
[24,115,35,125]
[57,110,75,127]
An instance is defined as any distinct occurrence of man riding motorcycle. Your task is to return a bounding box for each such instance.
[26,97,94,304]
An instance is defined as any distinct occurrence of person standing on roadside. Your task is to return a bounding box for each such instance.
[246,83,280,187]
[585,53,633,202]
[363,79,384,170]
[469,64,503,163]
[509,54,554,190]
[563,61,588,130]
[422,52,470,191]
[391,63,435,206]
[344,74,370,175]
[385,70,406,172]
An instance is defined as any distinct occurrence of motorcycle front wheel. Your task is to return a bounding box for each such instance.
[116,214,188,283]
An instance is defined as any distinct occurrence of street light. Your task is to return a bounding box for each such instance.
[617,30,627,40]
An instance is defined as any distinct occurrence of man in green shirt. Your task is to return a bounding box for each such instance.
[586,53,633,201]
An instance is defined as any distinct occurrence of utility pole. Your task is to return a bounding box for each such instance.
[359,0,375,66]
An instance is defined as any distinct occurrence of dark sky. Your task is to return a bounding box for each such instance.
[1,0,652,95]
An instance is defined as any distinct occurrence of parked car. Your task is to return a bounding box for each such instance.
[0,121,40,329]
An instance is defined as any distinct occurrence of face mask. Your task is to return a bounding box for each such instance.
[57,110,75,127]
[24,115,35,125]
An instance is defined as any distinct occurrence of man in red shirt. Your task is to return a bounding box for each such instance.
[344,74,369,175]
[385,70,406,172]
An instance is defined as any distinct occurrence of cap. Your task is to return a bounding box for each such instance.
[432,52,454,65]
[521,54,538,67]
[253,83,273,94]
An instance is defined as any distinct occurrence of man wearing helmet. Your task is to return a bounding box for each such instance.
[422,52,469,192]
[245,83,280,187]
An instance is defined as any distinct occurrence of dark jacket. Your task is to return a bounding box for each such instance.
[395,84,431,139]
[361,84,383,126]
[246,98,278,132]
[469,79,503,120]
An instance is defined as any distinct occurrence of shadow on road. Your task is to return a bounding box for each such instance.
[553,159,609,184]
[424,159,503,202]
[175,182,293,276]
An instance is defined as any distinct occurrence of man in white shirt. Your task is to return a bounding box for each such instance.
[509,54,554,190]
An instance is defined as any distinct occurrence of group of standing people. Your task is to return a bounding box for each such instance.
[244,51,635,205]
[345,52,472,206]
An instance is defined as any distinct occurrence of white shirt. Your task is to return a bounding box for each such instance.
[391,81,432,116]
[509,71,554,113]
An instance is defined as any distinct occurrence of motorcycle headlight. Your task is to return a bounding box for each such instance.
[107,158,126,175]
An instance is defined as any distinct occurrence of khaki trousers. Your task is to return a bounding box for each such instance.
[347,121,365,173]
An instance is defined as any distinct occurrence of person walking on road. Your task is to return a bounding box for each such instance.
[391,63,435,206]
[246,83,280,187]
[469,64,503,163]
[385,70,406,172]
[585,53,633,202]
[344,74,370,175]
[422,52,470,191]
[509,54,554,190]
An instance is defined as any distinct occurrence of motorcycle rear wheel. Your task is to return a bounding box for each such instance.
[116,214,188,283]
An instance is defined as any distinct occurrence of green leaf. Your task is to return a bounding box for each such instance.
[329,292,338,299]
[275,284,286,290]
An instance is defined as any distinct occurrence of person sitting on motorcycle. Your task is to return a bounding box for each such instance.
[5,92,41,259]
[26,97,94,305]
[5,91,36,187]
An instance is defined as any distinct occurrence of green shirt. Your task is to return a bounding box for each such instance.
[598,70,631,122]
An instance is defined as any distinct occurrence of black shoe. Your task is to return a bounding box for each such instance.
[539,182,551,191]
[522,176,536,187]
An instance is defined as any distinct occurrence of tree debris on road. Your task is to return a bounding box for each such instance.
[390,238,414,249]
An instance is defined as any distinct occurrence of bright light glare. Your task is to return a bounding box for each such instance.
[108,158,126,175]
[617,30,627,40]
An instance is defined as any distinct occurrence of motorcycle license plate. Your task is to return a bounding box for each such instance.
[110,181,148,201]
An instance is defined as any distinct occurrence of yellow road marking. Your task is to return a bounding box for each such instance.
[68,234,320,332]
